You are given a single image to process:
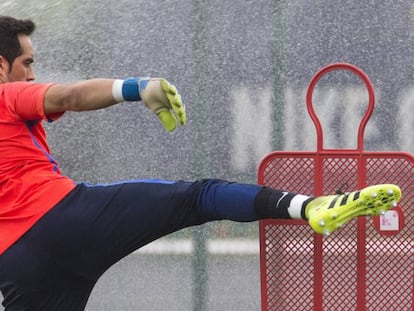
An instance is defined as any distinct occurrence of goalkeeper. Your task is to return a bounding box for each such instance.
[0,16,402,311]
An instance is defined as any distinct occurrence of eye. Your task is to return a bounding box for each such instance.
[24,58,34,66]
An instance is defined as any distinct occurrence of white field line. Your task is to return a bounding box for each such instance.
[134,238,260,255]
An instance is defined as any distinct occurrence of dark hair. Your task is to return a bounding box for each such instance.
[0,16,35,70]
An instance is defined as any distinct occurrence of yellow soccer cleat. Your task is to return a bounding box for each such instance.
[306,184,402,236]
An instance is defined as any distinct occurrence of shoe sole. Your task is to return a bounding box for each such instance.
[309,184,402,236]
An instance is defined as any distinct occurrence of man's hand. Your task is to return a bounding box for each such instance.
[138,78,186,132]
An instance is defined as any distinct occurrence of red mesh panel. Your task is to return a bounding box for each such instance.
[258,152,414,311]
[364,156,414,310]
[261,222,315,310]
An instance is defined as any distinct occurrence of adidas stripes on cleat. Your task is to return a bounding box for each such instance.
[305,184,402,236]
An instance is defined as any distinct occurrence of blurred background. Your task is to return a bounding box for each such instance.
[1,0,414,310]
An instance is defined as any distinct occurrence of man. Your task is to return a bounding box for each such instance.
[0,16,401,311]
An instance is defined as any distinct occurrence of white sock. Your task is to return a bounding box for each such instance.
[287,194,310,219]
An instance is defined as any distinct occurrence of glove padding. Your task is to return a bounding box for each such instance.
[138,78,186,132]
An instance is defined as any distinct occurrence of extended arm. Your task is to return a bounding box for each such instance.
[44,79,117,113]
[44,77,186,132]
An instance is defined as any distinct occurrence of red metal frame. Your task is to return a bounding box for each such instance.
[258,63,414,310]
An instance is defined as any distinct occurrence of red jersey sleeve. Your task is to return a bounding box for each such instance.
[1,81,61,121]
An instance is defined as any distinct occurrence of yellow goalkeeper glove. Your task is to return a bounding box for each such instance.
[113,77,186,132]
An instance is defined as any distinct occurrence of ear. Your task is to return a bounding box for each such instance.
[0,55,5,68]
[0,56,9,82]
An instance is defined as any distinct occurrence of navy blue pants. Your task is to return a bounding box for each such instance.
[0,179,265,311]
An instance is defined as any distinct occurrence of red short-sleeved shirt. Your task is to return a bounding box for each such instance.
[0,82,76,255]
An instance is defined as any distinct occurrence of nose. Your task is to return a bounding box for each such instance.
[27,66,35,81]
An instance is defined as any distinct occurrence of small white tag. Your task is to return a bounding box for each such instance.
[380,210,399,231]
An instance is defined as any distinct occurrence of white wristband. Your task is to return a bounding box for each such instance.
[112,79,125,102]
